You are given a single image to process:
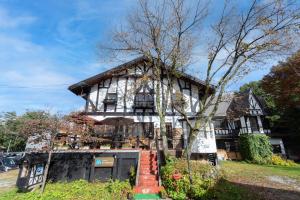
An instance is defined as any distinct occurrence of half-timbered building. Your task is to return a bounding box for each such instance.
[213,89,286,160]
[68,56,217,159]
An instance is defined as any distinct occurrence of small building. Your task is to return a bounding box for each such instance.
[213,89,286,160]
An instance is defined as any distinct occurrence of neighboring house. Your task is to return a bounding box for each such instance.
[213,89,286,160]
[68,56,217,160]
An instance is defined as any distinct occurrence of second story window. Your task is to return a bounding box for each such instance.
[133,82,155,112]
[134,93,154,108]
[103,93,117,105]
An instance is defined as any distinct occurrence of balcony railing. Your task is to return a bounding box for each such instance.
[215,127,271,137]
[103,98,117,104]
[133,101,155,109]
[214,129,239,137]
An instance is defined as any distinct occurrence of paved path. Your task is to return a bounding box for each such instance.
[0,169,19,193]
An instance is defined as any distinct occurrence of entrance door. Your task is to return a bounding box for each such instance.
[136,122,154,149]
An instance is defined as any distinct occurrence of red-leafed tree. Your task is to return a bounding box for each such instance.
[261,51,300,135]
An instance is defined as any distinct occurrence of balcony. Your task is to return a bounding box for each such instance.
[103,93,117,105]
[215,127,272,138]
[133,100,155,109]
[214,129,239,137]
[133,93,155,110]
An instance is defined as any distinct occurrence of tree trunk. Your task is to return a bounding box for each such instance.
[154,67,168,158]
[160,116,169,157]
[185,142,193,185]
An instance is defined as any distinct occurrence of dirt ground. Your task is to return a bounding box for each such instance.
[0,170,19,193]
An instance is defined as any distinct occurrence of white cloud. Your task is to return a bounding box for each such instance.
[0,6,36,28]
[0,34,75,87]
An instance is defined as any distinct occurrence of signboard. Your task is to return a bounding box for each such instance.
[95,157,114,167]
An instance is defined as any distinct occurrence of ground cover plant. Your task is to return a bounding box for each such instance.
[271,155,297,167]
[0,179,131,200]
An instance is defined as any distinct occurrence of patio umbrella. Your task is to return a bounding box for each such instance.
[95,117,134,125]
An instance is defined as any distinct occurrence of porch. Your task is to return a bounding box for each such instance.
[54,117,184,152]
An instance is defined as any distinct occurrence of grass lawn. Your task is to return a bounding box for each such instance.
[219,161,300,200]
[221,161,300,184]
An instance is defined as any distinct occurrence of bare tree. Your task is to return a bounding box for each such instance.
[176,0,300,171]
[100,0,300,183]
[100,0,208,156]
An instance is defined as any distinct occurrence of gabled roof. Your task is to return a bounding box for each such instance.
[205,93,234,117]
[68,56,213,96]
[227,89,266,119]
[208,89,267,119]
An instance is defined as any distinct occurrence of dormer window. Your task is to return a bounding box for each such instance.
[99,79,111,88]
[103,93,117,104]
[182,81,191,89]
[179,79,191,89]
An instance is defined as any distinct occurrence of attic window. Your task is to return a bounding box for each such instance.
[99,80,110,88]
[180,80,191,89]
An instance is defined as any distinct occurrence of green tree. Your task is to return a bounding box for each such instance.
[0,110,60,152]
[238,50,300,136]
[261,51,300,136]
[0,112,26,152]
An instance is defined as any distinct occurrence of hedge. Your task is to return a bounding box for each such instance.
[239,134,273,164]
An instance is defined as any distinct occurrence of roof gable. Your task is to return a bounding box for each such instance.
[68,56,212,96]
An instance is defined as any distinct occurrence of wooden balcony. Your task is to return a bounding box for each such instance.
[133,100,155,109]
[214,129,239,138]
[215,127,272,138]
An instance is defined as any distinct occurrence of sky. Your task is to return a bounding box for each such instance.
[0,0,284,114]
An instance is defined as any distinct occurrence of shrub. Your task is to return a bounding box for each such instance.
[161,158,219,200]
[271,154,297,166]
[239,134,273,164]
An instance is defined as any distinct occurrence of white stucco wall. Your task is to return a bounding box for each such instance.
[182,120,217,154]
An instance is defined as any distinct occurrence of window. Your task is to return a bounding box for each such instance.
[135,123,154,138]
[272,145,282,154]
[213,119,227,129]
[103,93,117,104]
[134,93,154,108]
[234,120,241,130]
[249,116,259,132]
[180,80,191,89]
[99,79,110,88]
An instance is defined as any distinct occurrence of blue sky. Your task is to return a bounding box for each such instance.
[0,0,279,114]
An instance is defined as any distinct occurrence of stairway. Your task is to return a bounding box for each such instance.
[134,150,163,196]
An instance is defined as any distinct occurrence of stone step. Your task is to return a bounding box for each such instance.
[138,175,157,181]
[139,181,159,187]
[133,186,163,194]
